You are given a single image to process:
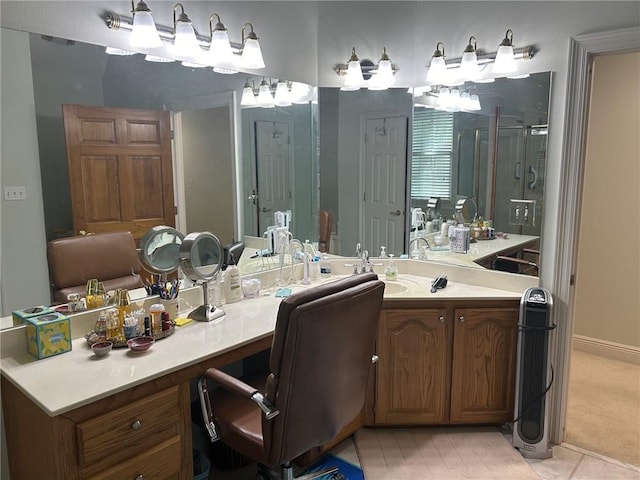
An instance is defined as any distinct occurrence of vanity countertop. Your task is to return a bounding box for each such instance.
[0,260,537,417]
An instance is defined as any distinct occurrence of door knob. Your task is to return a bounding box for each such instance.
[261,207,272,213]
[389,210,402,216]
[459,316,465,323]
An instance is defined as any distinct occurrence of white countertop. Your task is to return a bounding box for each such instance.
[0,260,537,417]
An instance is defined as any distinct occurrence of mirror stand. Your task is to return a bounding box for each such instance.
[188,281,225,323]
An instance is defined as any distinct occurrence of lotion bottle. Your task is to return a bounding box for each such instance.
[224,254,242,304]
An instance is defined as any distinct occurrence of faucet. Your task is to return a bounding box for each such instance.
[361,250,371,273]
[409,237,429,259]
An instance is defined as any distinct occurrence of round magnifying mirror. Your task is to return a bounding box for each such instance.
[138,226,185,275]
[179,232,225,322]
[455,197,478,225]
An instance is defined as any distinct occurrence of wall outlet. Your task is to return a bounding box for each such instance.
[509,199,536,226]
[3,186,26,201]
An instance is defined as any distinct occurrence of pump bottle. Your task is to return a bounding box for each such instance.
[224,254,242,304]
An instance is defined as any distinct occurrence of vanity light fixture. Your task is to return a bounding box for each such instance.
[172,3,201,58]
[240,23,266,69]
[206,13,233,67]
[459,36,480,80]
[129,0,162,48]
[105,4,267,68]
[425,42,448,85]
[492,29,517,75]
[336,47,397,91]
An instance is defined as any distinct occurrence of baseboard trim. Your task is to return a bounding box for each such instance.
[573,335,640,365]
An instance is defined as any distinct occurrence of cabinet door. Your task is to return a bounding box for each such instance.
[450,307,518,424]
[376,308,451,424]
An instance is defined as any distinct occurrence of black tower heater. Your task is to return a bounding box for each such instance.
[513,287,554,459]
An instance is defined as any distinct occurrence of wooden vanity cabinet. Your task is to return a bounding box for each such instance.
[1,377,192,479]
[373,301,519,426]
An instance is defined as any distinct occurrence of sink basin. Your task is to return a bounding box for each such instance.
[382,281,409,295]
[382,277,423,296]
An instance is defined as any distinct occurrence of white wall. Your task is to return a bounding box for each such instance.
[0,29,51,316]
[574,52,640,348]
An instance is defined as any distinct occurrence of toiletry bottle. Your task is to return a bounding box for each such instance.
[385,254,398,281]
[95,311,108,342]
[320,253,332,278]
[310,256,321,281]
[115,289,130,342]
[149,303,165,336]
[224,254,242,303]
[380,246,388,258]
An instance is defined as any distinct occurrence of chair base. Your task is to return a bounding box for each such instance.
[257,463,340,480]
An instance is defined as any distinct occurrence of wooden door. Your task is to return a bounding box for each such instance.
[376,308,451,424]
[450,307,518,424]
[62,104,175,240]
[255,119,292,235]
[362,116,408,256]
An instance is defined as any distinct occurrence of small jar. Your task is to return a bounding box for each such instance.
[67,293,81,313]
[149,303,165,337]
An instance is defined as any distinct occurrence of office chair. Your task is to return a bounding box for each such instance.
[318,210,332,253]
[492,249,540,276]
[47,231,144,303]
[198,273,384,480]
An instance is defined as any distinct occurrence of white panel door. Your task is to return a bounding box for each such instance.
[255,120,292,234]
[362,116,408,256]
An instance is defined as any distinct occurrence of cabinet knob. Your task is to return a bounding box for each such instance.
[131,420,142,431]
[439,315,445,323]
[136,475,145,480]
[459,316,465,323]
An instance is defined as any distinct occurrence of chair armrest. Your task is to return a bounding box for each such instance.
[495,256,539,269]
[203,368,279,420]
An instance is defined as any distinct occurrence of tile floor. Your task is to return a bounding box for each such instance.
[208,434,640,480]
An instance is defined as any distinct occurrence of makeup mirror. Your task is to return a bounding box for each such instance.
[178,231,225,322]
[138,225,185,276]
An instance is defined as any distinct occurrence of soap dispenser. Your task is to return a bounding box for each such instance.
[224,254,242,304]
[385,254,398,281]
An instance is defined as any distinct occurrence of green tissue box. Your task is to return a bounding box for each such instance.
[26,312,72,360]
[12,306,53,327]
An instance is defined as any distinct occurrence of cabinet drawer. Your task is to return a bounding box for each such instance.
[77,386,180,469]
[87,435,182,480]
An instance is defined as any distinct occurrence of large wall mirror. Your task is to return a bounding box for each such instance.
[0,25,551,326]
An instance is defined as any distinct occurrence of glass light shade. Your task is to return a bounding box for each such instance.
[368,59,395,90]
[257,84,274,107]
[290,82,311,102]
[492,45,517,75]
[145,55,175,63]
[460,91,473,110]
[213,67,238,74]
[181,61,207,68]
[459,51,480,80]
[241,38,266,69]
[274,82,292,106]
[174,21,201,58]
[342,60,364,90]
[130,11,162,48]
[426,55,448,85]
[469,93,482,111]
[105,47,136,56]
[241,87,257,106]
[207,30,233,66]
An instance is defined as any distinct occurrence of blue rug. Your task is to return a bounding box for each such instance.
[302,454,364,480]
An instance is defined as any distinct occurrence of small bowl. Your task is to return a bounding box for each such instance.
[91,341,113,357]
[127,336,154,353]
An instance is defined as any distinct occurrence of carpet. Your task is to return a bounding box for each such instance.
[303,454,364,480]
[354,426,541,480]
[565,349,640,467]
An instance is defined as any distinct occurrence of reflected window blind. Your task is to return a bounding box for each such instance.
[411,109,454,199]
